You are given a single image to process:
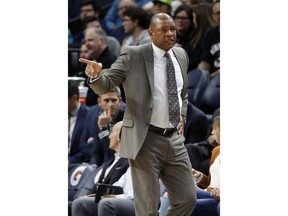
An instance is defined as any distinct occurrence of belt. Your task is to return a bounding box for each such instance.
[149,125,177,137]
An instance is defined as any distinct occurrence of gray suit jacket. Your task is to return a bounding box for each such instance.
[89,42,189,159]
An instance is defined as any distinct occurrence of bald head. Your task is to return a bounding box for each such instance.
[149,13,173,29]
[148,13,176,51]
[113,121,123,137]
[108,121,123,152]
[84,27,107,59]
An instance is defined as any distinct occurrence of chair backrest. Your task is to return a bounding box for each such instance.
[107,36,121,57]
[187,69,210,106]
[198,72,220,114]
[68,163,102,201]
[184,102,210,144]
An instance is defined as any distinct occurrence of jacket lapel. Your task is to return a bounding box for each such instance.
[143,43,154,96]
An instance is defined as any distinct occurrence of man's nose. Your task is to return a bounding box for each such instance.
[107,101,114,106]
[167,30,174,36]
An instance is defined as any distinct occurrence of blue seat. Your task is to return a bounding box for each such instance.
[198,72,220,115]
[68,163,102,201]
[187,69,210,106]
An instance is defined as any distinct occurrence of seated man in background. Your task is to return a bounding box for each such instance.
[68,80,90,164]
[78,87,125,165]
[84,27,118,106]
[121,6,151,53]
[72,121,134,216]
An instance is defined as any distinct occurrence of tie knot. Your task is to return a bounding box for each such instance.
[164,52,171,59]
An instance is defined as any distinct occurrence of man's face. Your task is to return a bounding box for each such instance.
[98,92,122,117]
[108,124,119,150]
[80,4,97,21]
[174,10,191,33]
[122,16,136,34]
[148,17,177,51]
[84,28,103,58]
[68,94,78,112]
[80,44,90,59]
[212,2,220,26]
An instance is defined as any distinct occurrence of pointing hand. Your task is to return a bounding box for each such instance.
[79,58,103,78]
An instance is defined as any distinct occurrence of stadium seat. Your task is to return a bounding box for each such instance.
[187,69,210,106]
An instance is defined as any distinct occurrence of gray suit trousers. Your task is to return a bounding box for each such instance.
[129,131,197,216]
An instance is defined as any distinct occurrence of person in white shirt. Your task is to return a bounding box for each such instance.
[97,167,135,216]
[71,122,134,216]
[121,6,151,53]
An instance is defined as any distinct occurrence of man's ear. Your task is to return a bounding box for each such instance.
[97,97,101,104]
[118,127,122,140]
[135,19,139,26]
[148,29,153,37]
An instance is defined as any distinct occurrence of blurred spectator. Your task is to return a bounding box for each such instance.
[149,0,172,16]
[104,0,136,44]
[83,27,118,106]
[71,121,131,216]
[104,0,151,43]
[72,43,91,78]
[197,0,220,77]
[69,0,106,47]
[80,43,91,60]
[73,16,121,56]
[79,87,125,165]
[121,6,151,52]
[187,2,216,70]
[68,80,90,164]
[73,16,102,47]
[172,4,194,69]
[211,0,220,26]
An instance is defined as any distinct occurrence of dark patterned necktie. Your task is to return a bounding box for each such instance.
[164,52,180,127]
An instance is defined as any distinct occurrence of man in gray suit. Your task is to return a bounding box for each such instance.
[79,13,196,216]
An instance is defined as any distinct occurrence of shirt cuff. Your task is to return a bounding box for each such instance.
[98,129,109,140]
[88,73,102,84]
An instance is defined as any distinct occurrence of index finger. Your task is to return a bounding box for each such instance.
[107,107,112,118]
[79,58,93,65]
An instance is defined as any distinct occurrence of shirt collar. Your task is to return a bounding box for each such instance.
[151,43,173,60]
[114,152,120,160]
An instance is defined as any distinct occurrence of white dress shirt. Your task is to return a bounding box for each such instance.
[113,167,133,199]
[150,43,183,128]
